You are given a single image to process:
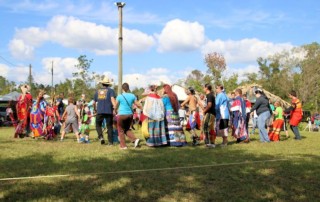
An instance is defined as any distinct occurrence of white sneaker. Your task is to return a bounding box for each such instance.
[205,144,216,148]
[134,139,140,148]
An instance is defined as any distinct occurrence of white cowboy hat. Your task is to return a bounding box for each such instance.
[99,77,113,86]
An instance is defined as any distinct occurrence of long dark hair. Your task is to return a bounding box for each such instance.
[163,84,179,112]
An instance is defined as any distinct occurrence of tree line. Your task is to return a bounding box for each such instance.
[182,42,320,112]
[1,43,319,112]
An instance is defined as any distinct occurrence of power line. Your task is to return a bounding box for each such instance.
[0,55,25,67]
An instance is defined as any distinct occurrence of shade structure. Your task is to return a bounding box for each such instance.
[0,91,21,101]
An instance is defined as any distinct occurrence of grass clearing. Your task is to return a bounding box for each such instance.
[0,126,319,201]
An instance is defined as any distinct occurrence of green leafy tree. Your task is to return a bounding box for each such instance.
[55,79,73,98]
[222,73,239,93]
[298,42,320,111]
[184,70,210,93]
[248,43,319,111]
[241,72,259,85]
[73,55,94,89]
[0,76,16,95]
[131,87,145,99]
[256,56,292,100]
[73,79,88,99]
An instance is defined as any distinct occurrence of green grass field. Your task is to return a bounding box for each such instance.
[0,125,319,202]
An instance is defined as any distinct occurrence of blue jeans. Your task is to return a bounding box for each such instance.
[290,125,301,140]
[55,111,64,134]
[258,111,270,142]
[251,117,258,134]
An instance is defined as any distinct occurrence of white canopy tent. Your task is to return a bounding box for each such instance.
[171,85,188,101]
[0,91,21,101]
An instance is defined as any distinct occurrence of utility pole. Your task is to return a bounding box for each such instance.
[51,61,54,96]
[115,2,125,95]
[29,64,32,87]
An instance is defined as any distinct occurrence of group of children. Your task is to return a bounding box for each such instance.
[60,97,122,144]
[59,97,93,143]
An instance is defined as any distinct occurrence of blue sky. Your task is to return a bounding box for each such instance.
[0,0,319,88]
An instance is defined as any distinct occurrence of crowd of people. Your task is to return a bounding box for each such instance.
[5,76,309,150]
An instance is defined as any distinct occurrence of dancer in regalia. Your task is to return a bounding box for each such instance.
[44,99,60,140]
[15,84,32,138]
[30,90,47,138]
[230,89,249,143]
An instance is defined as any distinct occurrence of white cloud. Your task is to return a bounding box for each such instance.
[147,68,169,74]
[14,27,49,47]
[6,66,30,83]
[202,38,294,64]
[2,57,78,86]
[157,19,205,52]
[122,28,155,53]
[39,57,79,84]
[0,64,10,77]
[9,15,156,59]
[9,39,34,60]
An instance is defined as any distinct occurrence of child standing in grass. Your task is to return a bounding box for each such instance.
[60,97,81,142]
[79,102,93,143]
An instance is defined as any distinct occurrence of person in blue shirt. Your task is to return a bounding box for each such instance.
[115,82,142,149]
[228,92,235,110]
[93,77,116,145]
[215,85,230,146]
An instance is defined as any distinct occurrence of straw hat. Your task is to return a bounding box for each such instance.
[99,77,113,86]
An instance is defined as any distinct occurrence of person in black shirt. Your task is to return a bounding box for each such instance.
[55,92,64,134]
[201,84,216,148]
[93,77,116,145]
[250,88,271,143]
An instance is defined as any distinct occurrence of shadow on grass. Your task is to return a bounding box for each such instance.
[1,145,320,202]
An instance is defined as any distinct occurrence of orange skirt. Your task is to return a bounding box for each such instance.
[268,119,284,141]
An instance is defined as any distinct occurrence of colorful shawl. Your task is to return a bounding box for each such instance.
[230,96,248,140]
